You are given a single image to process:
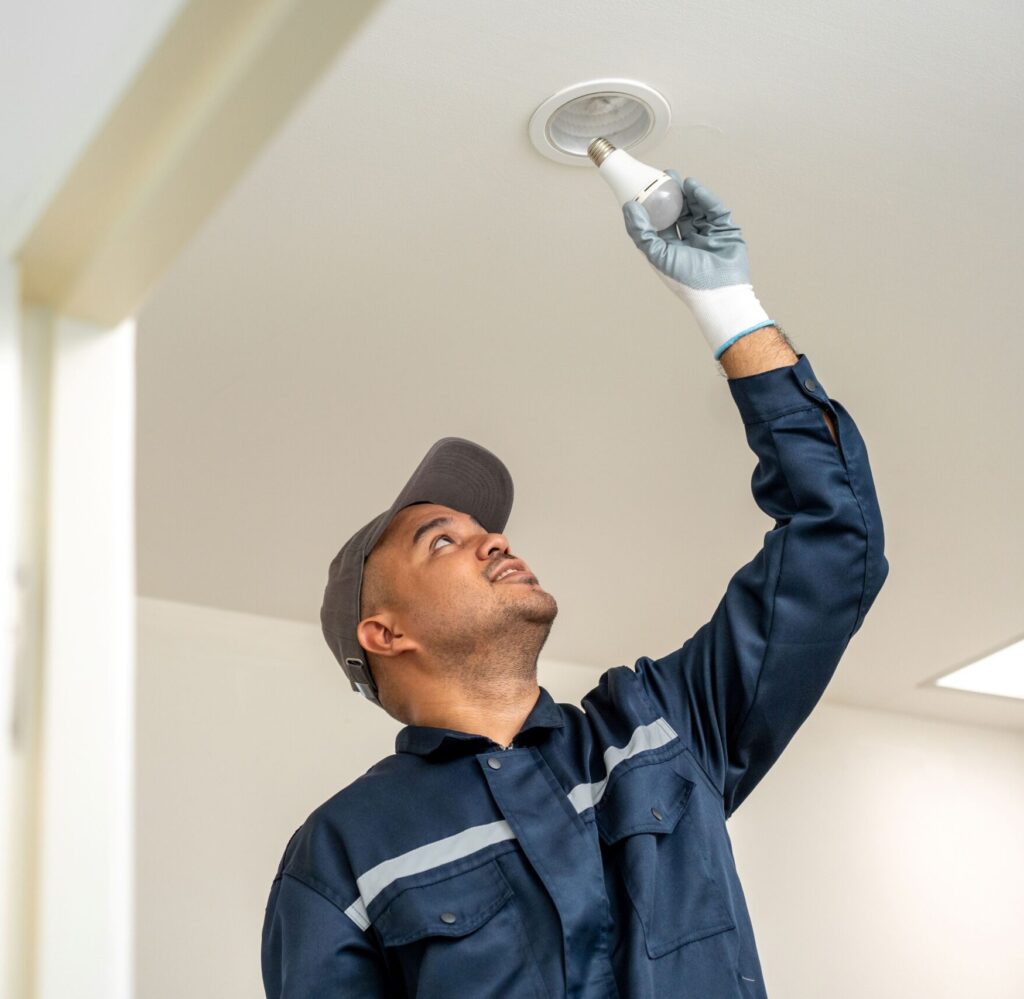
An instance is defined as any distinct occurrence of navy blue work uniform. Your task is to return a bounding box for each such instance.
[261,353,889,997]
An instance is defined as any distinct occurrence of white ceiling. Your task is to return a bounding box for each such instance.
[134,0,1024,730]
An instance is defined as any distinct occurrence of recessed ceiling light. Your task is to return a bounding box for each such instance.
[528,79,671,166]
[932,636,1024,700]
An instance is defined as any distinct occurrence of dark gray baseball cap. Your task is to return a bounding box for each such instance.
[320,436,514,706]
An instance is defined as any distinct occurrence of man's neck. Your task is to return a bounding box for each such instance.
[405,678,542,749]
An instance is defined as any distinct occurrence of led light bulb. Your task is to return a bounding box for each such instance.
[587,137,684,231]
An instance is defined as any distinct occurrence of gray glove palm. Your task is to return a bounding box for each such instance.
[622,170,775,360]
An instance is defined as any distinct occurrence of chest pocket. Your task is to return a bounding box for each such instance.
[374,858,547,999]
[596,755,736,959]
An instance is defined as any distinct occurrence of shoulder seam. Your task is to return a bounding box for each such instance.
[281,870,349,916]
[629,666,724,798]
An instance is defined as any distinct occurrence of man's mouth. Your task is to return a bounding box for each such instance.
[490,559,529,582]
[495,568,530,582]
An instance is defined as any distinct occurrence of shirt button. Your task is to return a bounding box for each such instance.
[487,757,502,770]
[440,911,457,924]
[804,378,818,391]
[651,807,663,821]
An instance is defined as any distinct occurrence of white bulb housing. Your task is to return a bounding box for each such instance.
[528,79,671,166]
[590,142,684,231]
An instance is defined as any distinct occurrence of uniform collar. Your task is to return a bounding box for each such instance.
[395,686,564,759]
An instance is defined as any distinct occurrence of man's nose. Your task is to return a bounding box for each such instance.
[478,532,510,560]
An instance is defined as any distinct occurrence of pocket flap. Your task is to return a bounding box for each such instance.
[596,761,695,844]
[375,860,513,947]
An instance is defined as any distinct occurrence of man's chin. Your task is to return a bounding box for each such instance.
[520,593,558,624]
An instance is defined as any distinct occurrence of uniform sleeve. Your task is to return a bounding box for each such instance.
[261,871,392,998]
[633,353,889,819]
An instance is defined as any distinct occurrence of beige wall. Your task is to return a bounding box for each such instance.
[136,596,1024,999]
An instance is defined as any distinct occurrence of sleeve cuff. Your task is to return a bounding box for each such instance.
[727,353,834,426]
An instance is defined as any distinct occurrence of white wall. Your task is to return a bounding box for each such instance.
[726,691,1024,997]
[34,313,137,999]
[3,304,136,999]
[136,596,1024,999]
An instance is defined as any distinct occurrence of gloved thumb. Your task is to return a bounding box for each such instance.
[622,200,669,267]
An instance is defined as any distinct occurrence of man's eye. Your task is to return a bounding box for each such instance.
[431,535,453,551]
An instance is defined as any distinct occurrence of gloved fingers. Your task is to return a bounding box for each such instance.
[681,177,740,235]
[622,201,671,267]
[623,200,706,280]
[624,198,689,249]
[664,168,685,187]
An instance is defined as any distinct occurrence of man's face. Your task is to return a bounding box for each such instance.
[360,502,558,670]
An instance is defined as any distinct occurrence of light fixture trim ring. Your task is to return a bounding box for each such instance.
[528,78,672,166]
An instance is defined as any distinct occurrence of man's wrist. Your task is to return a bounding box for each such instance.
[719,325,798,379]
[719,331,838,444]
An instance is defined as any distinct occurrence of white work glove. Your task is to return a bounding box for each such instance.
[622,169,775,360]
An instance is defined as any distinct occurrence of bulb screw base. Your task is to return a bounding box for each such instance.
[587,137,616,167]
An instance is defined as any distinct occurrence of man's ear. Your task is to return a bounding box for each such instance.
[357,614,416,659]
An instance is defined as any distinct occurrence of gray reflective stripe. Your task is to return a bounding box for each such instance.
[344,819,516,928]
[345,896,370,930]
[567,716,678,813]
[342,716,678,930]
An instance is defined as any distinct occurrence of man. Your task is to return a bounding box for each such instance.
[261,173,889,997]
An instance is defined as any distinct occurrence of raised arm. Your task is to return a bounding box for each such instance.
[633,353,888,816]
[616,180,887,816]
